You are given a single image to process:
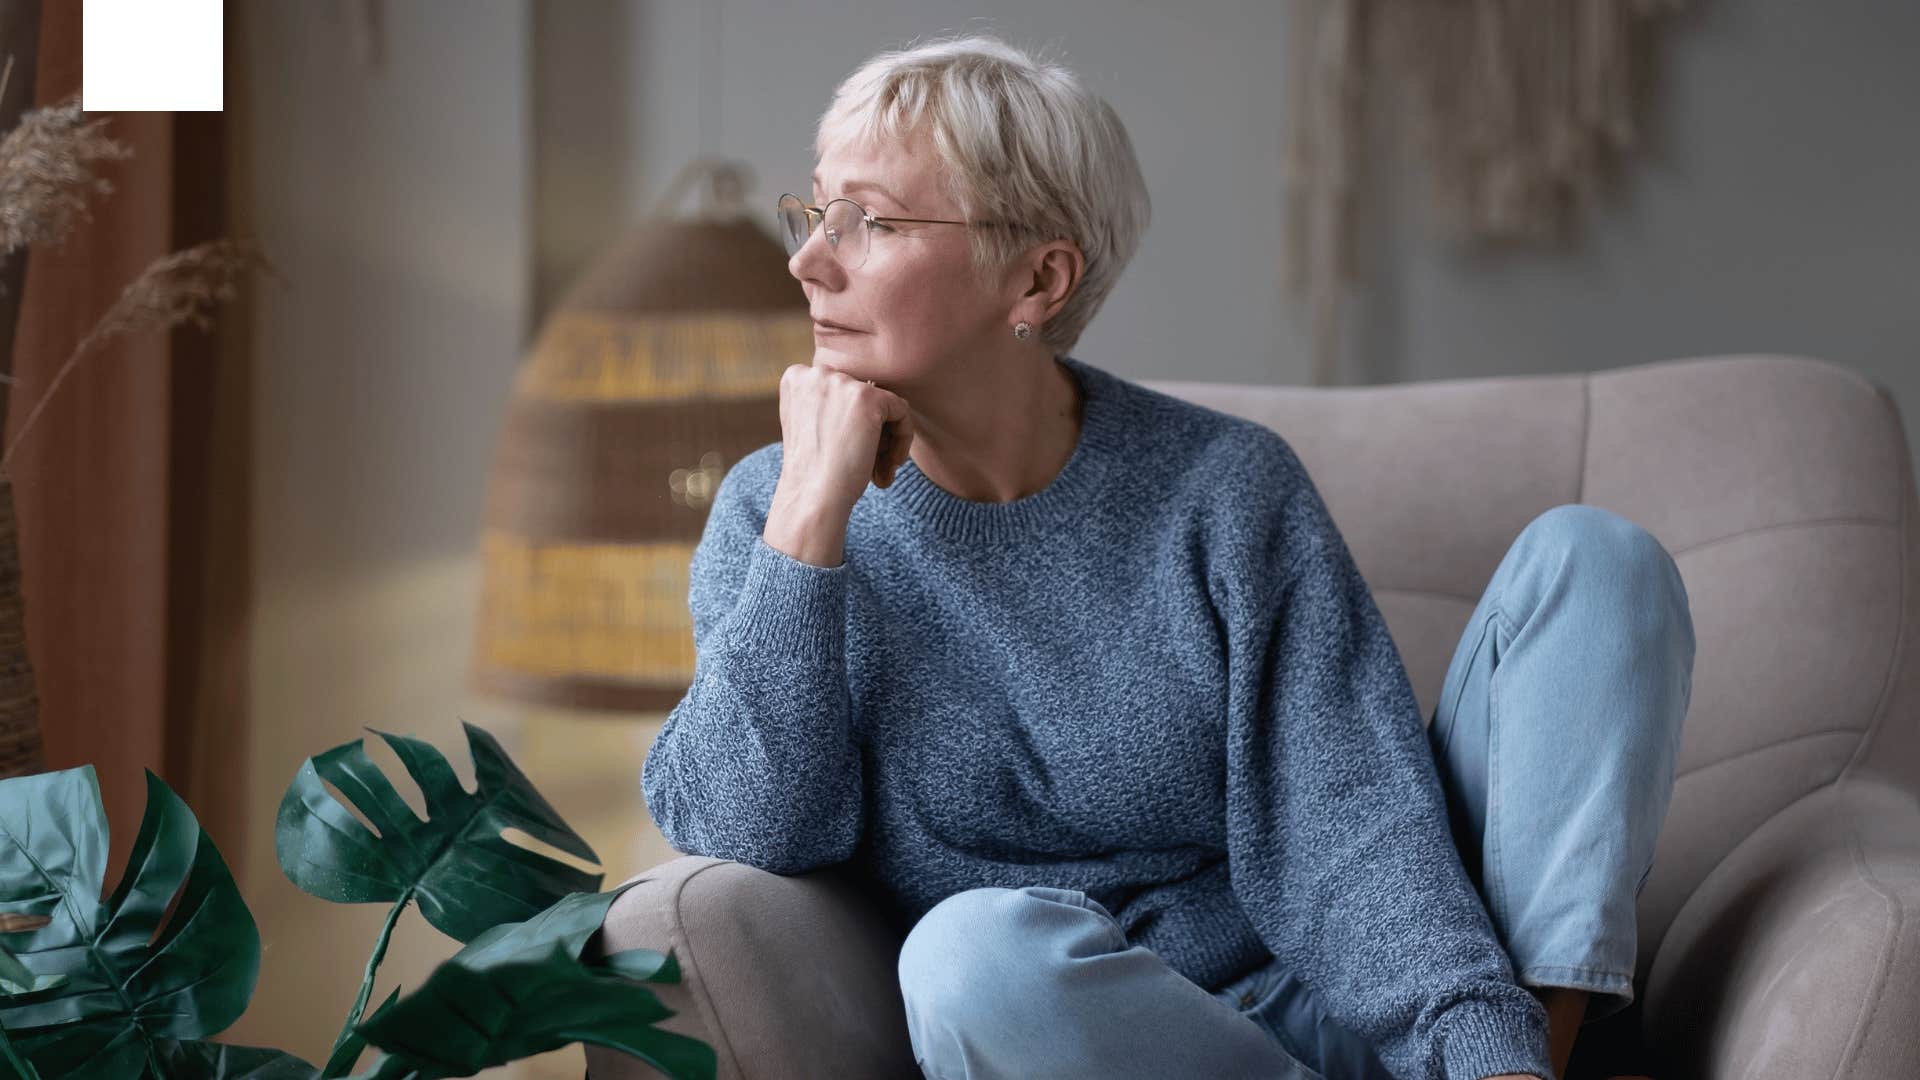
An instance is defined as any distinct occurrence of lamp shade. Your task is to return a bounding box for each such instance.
[472,173,808,712]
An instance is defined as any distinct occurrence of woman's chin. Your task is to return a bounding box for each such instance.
[811,340,868,370]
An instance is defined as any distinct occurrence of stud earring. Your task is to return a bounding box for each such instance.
[1013,321,1032,340]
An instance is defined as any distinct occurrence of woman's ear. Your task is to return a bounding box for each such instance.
[1015,240,1084,327]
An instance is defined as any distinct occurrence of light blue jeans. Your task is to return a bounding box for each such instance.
[897,504,1695,1079]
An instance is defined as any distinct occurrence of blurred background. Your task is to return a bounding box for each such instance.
[3,0,1917,1076]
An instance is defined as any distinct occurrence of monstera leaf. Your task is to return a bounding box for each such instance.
[0,767,318,1079]
[0,941,52,1080]
[0,938,61,998]
[439,882,640,970]
[148,1040,320,1078]
[346,883,714,1080]
[276,721,602,942]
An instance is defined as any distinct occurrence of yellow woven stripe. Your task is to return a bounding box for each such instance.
[475,531,698,682]
[516,309,813,402]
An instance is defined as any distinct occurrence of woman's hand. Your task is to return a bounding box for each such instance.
[762,361,916,567]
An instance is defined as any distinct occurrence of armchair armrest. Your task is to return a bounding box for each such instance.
[583,855,919,1080]
[1643,781,1920,1079]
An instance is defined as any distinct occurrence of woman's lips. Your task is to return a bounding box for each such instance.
[813,318,865,334]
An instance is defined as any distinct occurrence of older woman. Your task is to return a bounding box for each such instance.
[641,33,1692,1080]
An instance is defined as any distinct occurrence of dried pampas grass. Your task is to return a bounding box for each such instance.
[0,56,277,783]
[0,70,283,474]
[72,238,278,344]
[0,238,281,475]
[0,90,132,258]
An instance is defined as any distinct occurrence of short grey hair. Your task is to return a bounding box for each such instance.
[815,33,1151,355]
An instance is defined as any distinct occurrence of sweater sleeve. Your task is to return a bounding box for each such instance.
[639,447,864,875]
[1218,436,1555,1080]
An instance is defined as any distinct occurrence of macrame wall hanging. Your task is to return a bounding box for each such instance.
[1283,0,1687,385]
[345,0,385,73]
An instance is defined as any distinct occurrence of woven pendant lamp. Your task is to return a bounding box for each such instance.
[472,158,808,712]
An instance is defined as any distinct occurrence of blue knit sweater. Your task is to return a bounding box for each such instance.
[642,355,1556,1079]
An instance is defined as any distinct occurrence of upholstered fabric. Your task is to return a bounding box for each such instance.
[584,855,920,1079]
[589,354,1920,1079]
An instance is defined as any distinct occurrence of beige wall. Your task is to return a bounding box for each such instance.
[228,3,672,1076]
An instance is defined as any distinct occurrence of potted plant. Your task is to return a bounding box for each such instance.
[0,720,714,1079]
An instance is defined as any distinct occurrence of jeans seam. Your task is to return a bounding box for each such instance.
[1438,612,1499,761]
[1486,605,1518,934]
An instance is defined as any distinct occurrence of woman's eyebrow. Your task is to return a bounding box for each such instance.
[811,173,911,211]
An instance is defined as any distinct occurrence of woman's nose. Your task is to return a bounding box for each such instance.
[787,223,841,283]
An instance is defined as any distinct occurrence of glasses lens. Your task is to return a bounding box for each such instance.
[776,194,809,256]
[822,198,868,269]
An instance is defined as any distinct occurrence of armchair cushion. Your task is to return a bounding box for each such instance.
[584,855,918,1080]
[1645,781,1920,1078]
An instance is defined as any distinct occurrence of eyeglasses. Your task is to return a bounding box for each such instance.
[776,192,1014,270]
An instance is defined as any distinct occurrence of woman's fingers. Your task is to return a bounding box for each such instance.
[874,424,895,487]
[869,382,915,488]
[887,406,916,475]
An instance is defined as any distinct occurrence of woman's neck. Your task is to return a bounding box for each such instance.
[903,354,1083,504]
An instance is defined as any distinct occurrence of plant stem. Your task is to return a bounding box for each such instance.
[0,324,104,477]
[0,1024,40,1080]
[327,888,414,1071]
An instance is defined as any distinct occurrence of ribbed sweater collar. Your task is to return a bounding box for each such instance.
[880,354,1124,544]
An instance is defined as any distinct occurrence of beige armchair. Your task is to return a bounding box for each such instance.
[586,355,1920,1079]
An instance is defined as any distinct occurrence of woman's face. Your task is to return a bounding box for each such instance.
[791,126,1014,384]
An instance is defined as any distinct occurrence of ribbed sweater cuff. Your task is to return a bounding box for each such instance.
[1432,995,1556,1080]
[715,536,848,660]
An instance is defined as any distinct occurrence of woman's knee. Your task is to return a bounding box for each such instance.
[897,886,1119,1024]
[1514,505,1696,760]
[1519,504,1673,579]
[1518,505,1694,650]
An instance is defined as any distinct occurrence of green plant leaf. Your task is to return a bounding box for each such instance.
[0,941,58,1078]
[445,883,639,971]
[149,1040,319,1078]
[347,883,710,1080]
[594,947,679,984]
[0,767,260,1078]
[351,944,713,1080]
[275,721,602,942]
[0,940,63,998]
